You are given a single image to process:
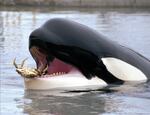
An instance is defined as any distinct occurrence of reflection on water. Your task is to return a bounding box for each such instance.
[18,83,150,115]
[23,91,107,115]
[0,7,150,115]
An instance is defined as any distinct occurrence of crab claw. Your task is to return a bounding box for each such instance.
[13,58,28,68]
[20,58,28,68]
[13,58,18,69]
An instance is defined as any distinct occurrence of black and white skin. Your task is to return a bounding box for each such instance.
[26,18,150,90]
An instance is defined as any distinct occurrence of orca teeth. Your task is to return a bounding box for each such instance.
[36,72,67,78]
[49,72,67,77]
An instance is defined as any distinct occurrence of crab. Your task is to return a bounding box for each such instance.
[13,58,48,78]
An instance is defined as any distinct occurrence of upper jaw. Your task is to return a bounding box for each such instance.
[30,46,49,73]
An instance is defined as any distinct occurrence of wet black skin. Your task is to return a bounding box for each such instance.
[29,18,150,84]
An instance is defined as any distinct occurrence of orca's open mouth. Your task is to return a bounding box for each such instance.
[30,46,81,78]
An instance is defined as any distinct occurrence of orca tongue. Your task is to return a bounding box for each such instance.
[47,58,74,75]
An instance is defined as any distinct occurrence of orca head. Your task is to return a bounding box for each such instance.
[29,18,124,85]
[29,19,100,80]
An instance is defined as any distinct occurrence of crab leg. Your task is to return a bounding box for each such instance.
[41,65,48,75]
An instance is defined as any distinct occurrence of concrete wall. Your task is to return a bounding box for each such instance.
[0,0,150,7]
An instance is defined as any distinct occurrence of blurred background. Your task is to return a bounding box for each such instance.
[0,1,150,115]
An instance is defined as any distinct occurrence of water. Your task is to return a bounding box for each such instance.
[0,6,150,115]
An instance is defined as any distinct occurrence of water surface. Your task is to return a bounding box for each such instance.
[0,7,150,115]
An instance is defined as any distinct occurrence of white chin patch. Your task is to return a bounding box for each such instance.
[102,58,147,81]
[24,73,107,90]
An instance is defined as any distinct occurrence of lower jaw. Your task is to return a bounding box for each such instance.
[24,72,107,90]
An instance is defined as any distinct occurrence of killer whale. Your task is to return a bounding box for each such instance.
[29,18,150,87]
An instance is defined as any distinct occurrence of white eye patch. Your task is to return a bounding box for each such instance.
[101,58,147,81]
